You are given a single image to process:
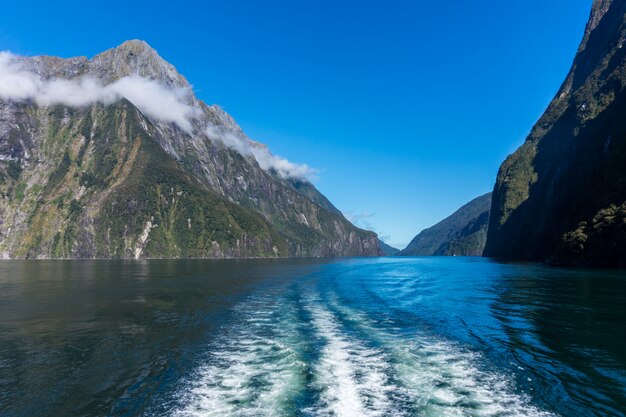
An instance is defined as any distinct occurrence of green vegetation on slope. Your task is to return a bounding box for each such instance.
[96,107,289,258]
[485,0,626,267]
[399,193,492,256]
[378,240,400,256]
[0,101,288,259]
[0,40,381,259]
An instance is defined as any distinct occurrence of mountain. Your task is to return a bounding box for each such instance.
[378,240,400,256]
[399,193,491,256]
[0,40,380,259]
[484,0,626,267]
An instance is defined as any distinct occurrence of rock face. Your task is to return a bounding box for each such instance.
[399,193,491,257]
[484,0,626,267]
[378,240,400,256]
[0,40,380,259]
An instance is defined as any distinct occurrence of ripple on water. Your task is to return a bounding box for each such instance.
[173,295,307,417]
[172,286,557,417]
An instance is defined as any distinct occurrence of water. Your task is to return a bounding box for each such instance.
[0,258,625,417]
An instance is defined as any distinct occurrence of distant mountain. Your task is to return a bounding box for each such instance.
[378,240,400,256]
[399,193,491,256]
[484,0,626,267]
[0,40,380,259]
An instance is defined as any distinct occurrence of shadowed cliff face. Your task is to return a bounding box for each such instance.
[400,193,491,257]
[484,0,626,267]
[0,41,380,259]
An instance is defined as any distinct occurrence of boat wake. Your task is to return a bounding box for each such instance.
[173,284,556,417]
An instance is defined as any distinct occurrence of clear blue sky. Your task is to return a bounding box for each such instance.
[1,0,592,248]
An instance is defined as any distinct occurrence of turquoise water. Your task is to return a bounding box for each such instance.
[0,257,625,416]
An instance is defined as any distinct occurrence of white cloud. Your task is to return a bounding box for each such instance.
[0,53,40,100]
[109,76,200,131]
[0,52,199,131]
[343,210,390,241]
[207,128,317,180]
[252,148,317,180]
[0,51,316,180]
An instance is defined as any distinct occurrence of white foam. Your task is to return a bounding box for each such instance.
[172,287,557,417]
[326,293,557,417]
[303,300,401,417]
[173,295,306,417]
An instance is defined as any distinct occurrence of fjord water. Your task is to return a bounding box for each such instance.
[1,258,625,417]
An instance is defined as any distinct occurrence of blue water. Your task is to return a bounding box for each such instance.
[1,257,625,416]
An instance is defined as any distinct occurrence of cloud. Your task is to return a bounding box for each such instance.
[0,51,316,180]
[252,147,317,180]
[108,76,201,131]
[207,128,317,180]
[343,210,391,242]
[0,52,199,131]
[344,211,375,225]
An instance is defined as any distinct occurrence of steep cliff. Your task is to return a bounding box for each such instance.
[0,41,380,259]
[399,193,491,257]
[484,0,626,267]
[378,240,400,256]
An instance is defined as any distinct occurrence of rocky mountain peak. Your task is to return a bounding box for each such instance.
[588,0,613,33]
[88,39,190,88]
[0,40,381,259]
[577,0,618,53]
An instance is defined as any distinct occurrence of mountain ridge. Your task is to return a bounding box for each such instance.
[484,0,626,266]
[400,193,491,257]
[0,41,381,258]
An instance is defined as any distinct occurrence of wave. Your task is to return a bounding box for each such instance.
[325,292,556,417]
[173,294,307,417]
[303,300,399,417]
[171,282,557,417]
